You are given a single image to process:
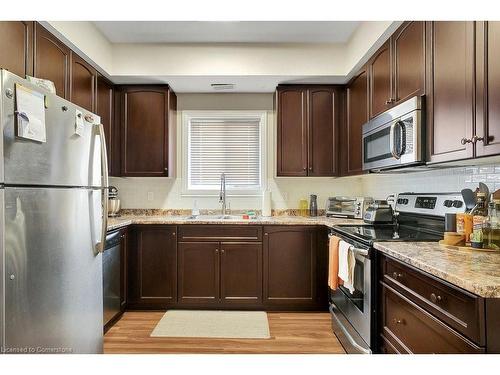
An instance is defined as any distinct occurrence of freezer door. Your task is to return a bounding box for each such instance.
[1,70,104,188]
[3,187,103,354]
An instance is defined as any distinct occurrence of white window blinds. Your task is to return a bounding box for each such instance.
[188,117,262,191]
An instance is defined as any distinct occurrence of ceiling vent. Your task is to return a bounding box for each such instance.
[211,83,235,91]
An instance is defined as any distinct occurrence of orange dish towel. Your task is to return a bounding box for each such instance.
[328,235,341,290]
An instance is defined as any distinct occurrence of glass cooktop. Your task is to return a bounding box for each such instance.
[332,224,442,245]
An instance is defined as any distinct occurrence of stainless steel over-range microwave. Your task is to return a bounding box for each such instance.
[362,96,424,171]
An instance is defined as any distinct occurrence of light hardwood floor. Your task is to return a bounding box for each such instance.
[104,311,345,354]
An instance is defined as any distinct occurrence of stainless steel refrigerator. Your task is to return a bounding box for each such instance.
[0,69,108,354]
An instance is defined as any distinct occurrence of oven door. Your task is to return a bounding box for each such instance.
[329,235,372,353]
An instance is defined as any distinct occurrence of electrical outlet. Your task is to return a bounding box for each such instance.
[147,191,154,201]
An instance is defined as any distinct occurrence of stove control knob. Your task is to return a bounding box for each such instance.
[403,199,409,205]
[443,200,453,207]
[452,200,463,208]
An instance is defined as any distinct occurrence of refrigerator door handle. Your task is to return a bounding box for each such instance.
[96,123,109,253]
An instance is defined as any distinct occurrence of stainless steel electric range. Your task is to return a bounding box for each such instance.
[328,192,465,354]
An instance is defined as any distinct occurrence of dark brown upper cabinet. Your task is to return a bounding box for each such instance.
[368,22,426,119]
[0,21,33,78]
[276,86,339,177]
[96,76,115,174]
[427,21,475,163]
[120,86,176,177]
[368,41,392,119]
[70,54,96,112]
[34,23,71,99]
[342,66,368,176]
[475,21,500,158]
[127,226,177,308]
[393,21,426,104]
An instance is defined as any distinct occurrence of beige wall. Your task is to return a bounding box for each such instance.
[110,93,364,210]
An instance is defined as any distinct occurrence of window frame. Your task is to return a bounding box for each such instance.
[181,110,267,197]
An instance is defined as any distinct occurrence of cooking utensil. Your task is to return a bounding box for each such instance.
[479,182,490,203]
[461,188,476,212]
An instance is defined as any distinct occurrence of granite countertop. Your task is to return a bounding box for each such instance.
[107,214,363,231]
[374,241,500,298]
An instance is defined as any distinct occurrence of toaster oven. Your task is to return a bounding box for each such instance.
[325,197,373,219]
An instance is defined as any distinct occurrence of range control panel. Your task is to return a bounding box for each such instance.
[395,192,465,217]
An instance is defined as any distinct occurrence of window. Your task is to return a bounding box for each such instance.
[183,111,266,195]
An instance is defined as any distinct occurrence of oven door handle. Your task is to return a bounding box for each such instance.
[351,246,369,257]
[328,234,370,258]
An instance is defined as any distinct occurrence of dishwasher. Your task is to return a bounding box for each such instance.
[103,230,122,328]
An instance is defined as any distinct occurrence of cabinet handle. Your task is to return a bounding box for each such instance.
[392,271,403,280]
[303,167,307,171]
[172,232,176,236]
[472,135,485,144]
[385,98,394,105]
[264,233,268,236]
[221,249,225,254]
[392,318,405,325]
[430,293,442,304]
[461,137,473,145]
[309,167,313,171]
[215,249,219,253]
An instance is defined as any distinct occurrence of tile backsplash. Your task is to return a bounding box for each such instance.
[361,164,500,200]
[111,165,500,210]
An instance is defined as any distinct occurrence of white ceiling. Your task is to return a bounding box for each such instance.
[93,21,360,44]
[111,75,347,93]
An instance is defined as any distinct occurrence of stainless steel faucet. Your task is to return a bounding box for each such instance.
[219,172,227,217]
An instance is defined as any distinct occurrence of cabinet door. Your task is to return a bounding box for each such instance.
[263,226,317,306]
[34,23,70,99]
[476,21,500,157]
[220,242,262,305]
[96,76,114,173]
[369,41,392,118]
[343,68,368,176]
[0,21,33,78]
[276,88,308,176]
[121,86,170,176]
[178,242,220,305]
[427,21,475,163]
[308,88,337,176]
[393,21,426,104]
[129,226,177,306]
[70,54,96,112]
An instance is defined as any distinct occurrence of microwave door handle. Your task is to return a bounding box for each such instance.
[390,121,398,159]
[390,121,404,160]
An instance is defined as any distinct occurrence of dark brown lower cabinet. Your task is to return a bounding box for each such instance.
[127,225,177,308]
[378,254,487,354]
[178,242,220,305]
[380,283,484,354]
[124,224,327,311]
[220,242,263,305]
[263,226,320,307]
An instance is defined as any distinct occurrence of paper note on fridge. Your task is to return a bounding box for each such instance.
[15,83,47,143]
[75,109,84,136]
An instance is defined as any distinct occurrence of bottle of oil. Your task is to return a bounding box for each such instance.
[483,200,500,250]
[471,192,487,247]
